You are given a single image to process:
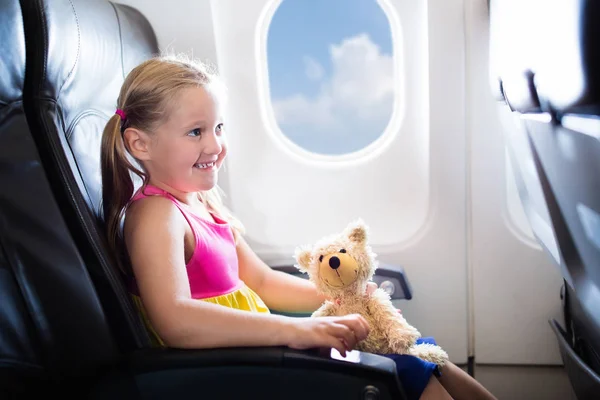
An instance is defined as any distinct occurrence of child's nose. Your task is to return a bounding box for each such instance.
[204,133,223,154]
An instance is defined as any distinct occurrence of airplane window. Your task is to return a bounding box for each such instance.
[266,0,396,156]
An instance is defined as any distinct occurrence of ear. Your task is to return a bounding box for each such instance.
[346,219,368,245]
[123,128,152,161]
[294,245,313,273]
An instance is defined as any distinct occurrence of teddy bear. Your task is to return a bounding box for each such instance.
[294,219,448,367]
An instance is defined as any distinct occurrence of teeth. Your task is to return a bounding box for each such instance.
[194,162,215,169]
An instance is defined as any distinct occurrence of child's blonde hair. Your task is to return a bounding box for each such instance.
[101,54,243,270]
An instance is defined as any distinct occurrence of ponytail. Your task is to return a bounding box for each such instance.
[100,113,146,272]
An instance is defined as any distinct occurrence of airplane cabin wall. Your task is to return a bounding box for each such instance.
[465,0,564,365]
[210,0,469,364]
[114,0,565,367]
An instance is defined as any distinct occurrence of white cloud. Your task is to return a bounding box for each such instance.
[303,56,324,81]
[272,33,395,144]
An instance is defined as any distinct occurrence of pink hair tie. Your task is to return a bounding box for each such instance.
[115,109,127,121]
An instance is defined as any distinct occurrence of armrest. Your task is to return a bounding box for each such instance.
[272,263,413,300]
[89,347,406,399]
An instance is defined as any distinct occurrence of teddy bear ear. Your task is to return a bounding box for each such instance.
[294,245,313,273]
[346,219,368,245]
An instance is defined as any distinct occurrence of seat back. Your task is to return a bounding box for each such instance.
[0,0,158,395]
[1,0,122,394]
[0,0,47,393]
[19,0,159,352]
[489,0,600,398]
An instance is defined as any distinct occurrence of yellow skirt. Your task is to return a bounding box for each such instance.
[131,284,270,347]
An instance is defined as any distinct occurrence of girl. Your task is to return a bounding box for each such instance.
[100,54,496,400]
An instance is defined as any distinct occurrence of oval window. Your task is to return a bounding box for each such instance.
[266,0,396,156]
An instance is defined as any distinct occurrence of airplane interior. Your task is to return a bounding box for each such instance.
[0,0,599,399]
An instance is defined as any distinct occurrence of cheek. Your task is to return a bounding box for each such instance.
[151,137,178,159]
[168,141,198,163]
[217,140,228,162]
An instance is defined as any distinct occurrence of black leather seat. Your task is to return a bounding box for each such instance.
[0,0,50,394]
[1,0,408,398]
[489,1,600,399]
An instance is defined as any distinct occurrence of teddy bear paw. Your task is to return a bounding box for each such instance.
[408,343,449,367]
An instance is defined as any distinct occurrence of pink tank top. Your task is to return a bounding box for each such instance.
[127,184,243,299]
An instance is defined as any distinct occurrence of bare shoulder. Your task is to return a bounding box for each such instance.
[124,195,183,237]
[123,196,187,266]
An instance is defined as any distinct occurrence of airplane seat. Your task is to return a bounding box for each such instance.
[19,0,158,355]
[489,1,600,399]
[1,0,409,398]
[0,0,56,395]
[1,0,130,396]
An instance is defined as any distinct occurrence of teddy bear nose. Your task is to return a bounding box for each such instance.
[329,256,341,269]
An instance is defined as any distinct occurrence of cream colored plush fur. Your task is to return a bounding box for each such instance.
[294,219,448,367]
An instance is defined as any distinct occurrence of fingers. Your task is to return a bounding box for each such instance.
[326,335,348,357]
[338,314,370,341]
[313,314,372,356]
[332,323,358,351]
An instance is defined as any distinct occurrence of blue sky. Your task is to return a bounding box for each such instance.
[267,0,396,155]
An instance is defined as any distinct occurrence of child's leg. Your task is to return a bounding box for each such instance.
[437,361,497,400]
[419,377,453,400]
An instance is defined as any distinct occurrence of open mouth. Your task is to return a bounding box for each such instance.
[193,162,215,169]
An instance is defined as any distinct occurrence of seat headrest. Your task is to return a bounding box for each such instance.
[0,0,25,104]
[489,0,600,115]
[24,0,158,215]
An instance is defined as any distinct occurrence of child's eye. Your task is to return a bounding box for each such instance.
[216,123,224,133]
[188,128,201,137]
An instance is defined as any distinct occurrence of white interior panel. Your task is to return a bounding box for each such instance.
[112,0,567,367]
[212,0,469,363]
[505,148,536,244]
[115,0,218,63]
[466,0,564,365]
[211,0,430,254]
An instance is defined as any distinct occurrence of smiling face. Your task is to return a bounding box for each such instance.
[125,85,227,194]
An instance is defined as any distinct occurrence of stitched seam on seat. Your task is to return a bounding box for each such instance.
[0,100,22,109]
[65,109,105,141]
[110,2,126,79]
[57,0,81,100]
[55,107,93,209]
[64,108,104,212]
[31,0,49,90]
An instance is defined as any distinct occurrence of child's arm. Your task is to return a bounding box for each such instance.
[237,236,378,314]
[123,197,369,355]
[236,235,326,313]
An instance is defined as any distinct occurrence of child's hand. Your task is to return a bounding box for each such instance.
[284,314,370,357]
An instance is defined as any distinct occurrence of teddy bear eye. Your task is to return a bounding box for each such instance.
[319,255,324,262]
[339,249,346,253]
